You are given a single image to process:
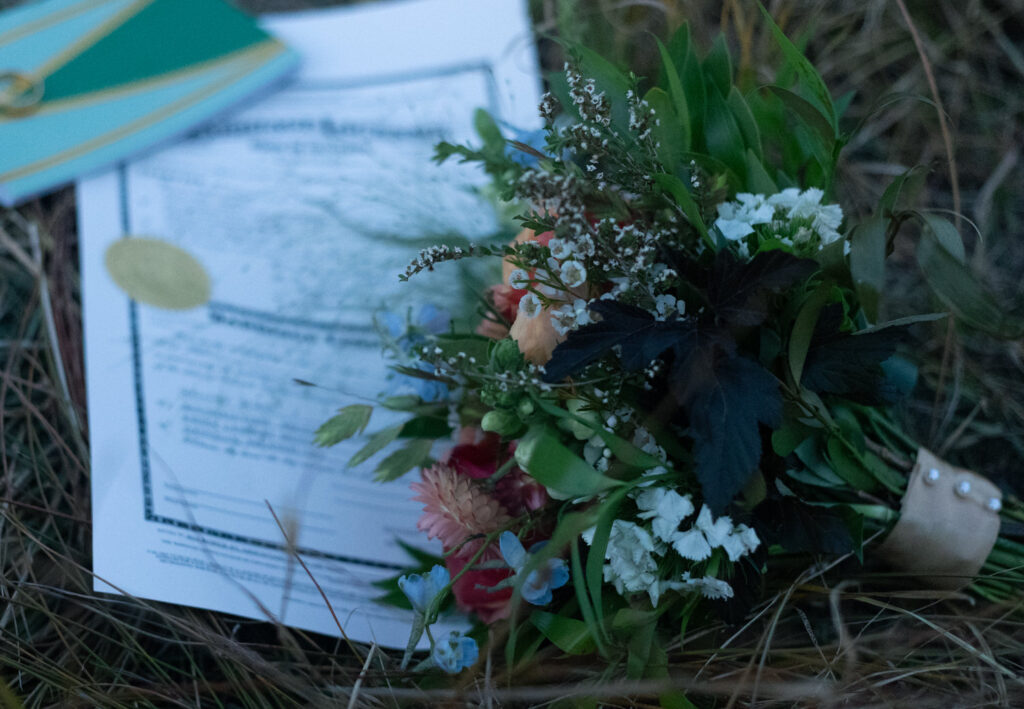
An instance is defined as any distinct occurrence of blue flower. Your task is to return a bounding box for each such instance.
[397,564,449,615]
[431,630,478,673]
[499,531,570,606]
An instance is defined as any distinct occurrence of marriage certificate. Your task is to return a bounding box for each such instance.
[79,0,539,647]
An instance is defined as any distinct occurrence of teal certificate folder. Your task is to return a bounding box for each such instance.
[0,0,299,205]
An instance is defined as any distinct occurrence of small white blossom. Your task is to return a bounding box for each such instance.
[508,268,531,289]
[519,293,543,319]
[559,260,587,288]
[653,294,686,320]
[548,238,572,260]
[680,572,734,600]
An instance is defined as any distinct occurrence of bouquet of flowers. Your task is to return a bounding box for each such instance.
[318,8,1024,676]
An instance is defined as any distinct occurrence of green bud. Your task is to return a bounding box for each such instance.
[490,338,524,372]
[517,398,534,417]
[481,409,520,436]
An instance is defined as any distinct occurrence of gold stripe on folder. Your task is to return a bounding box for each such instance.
[0,41,284,184]
[0,0,108,49]
[0,38,284,126]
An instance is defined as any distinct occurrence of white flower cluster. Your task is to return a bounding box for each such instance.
[584,487,760,606]
[551,298,593,335]
[713,187,844,250]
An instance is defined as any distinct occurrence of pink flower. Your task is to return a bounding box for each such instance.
[476,285,524,339]
[411,464,511,550]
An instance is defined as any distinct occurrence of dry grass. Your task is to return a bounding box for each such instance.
[0,0,1022,706]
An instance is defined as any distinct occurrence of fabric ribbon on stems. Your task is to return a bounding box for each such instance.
[878,448,1003,590]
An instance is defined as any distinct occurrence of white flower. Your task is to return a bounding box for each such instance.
[766,187,801,211]
[519,293,542,319]
[654,294,678,320]
[695,505,734,548]
[715,218,756,241]
[603,520,661,604]
[669,506,759,563]
[768,187,844,245]
[671,527,713,561]
[548,238,572,260]
[680,572,734,600]
[550,306,576,336]
[636,487,695,544]
[713,192,774,241]
[559,260,587,288]
[737,524,761,555]
[508,268,531,289]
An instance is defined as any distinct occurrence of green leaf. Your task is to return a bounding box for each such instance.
[704,84,746,180]
[825,436,878,491]
[655,40,691,151]
[758,2,836,132]
[531,396,665,471]
[529,611,597,655]
[373,438,433,482]
[917,231,1024,338]
[644,87,685,170]
[879,165,928,215]
[510,510,604,665]
[849,216,888,323]
[762,86,835,171]
[653,173,708,242]
[788,282,831,386]
[702,34,733,97]
[744,148,777,193]
[434,333,491,362]
[514,426,622,497]
[659,691,699,709]
[474,108,505,154]
[584,488,629,640]
[772,417,814,457]
[915,212,966,262]
[569,539,603,656]
[347,424,403,467]
[397,415,452,439]
[727,87,762,158]
[314,404,373,447]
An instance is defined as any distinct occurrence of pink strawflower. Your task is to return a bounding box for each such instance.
[411,464,512,549]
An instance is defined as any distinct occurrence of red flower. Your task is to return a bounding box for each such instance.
[446,540,513,623]
[447,432,503,479]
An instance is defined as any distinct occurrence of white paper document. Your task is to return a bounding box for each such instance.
[79,0,539,647]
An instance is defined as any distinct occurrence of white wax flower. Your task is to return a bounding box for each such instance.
[519,292,542,318]
[559,260,587,288]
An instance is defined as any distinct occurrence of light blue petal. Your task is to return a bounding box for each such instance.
[458,635,479,669]
[521,581,553,606]
[547,559,570,590]
[397,574,426,613]
[417,305,451,334]
[499,531,527,571]
[379,311,405,338]
[426,564,450,597]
